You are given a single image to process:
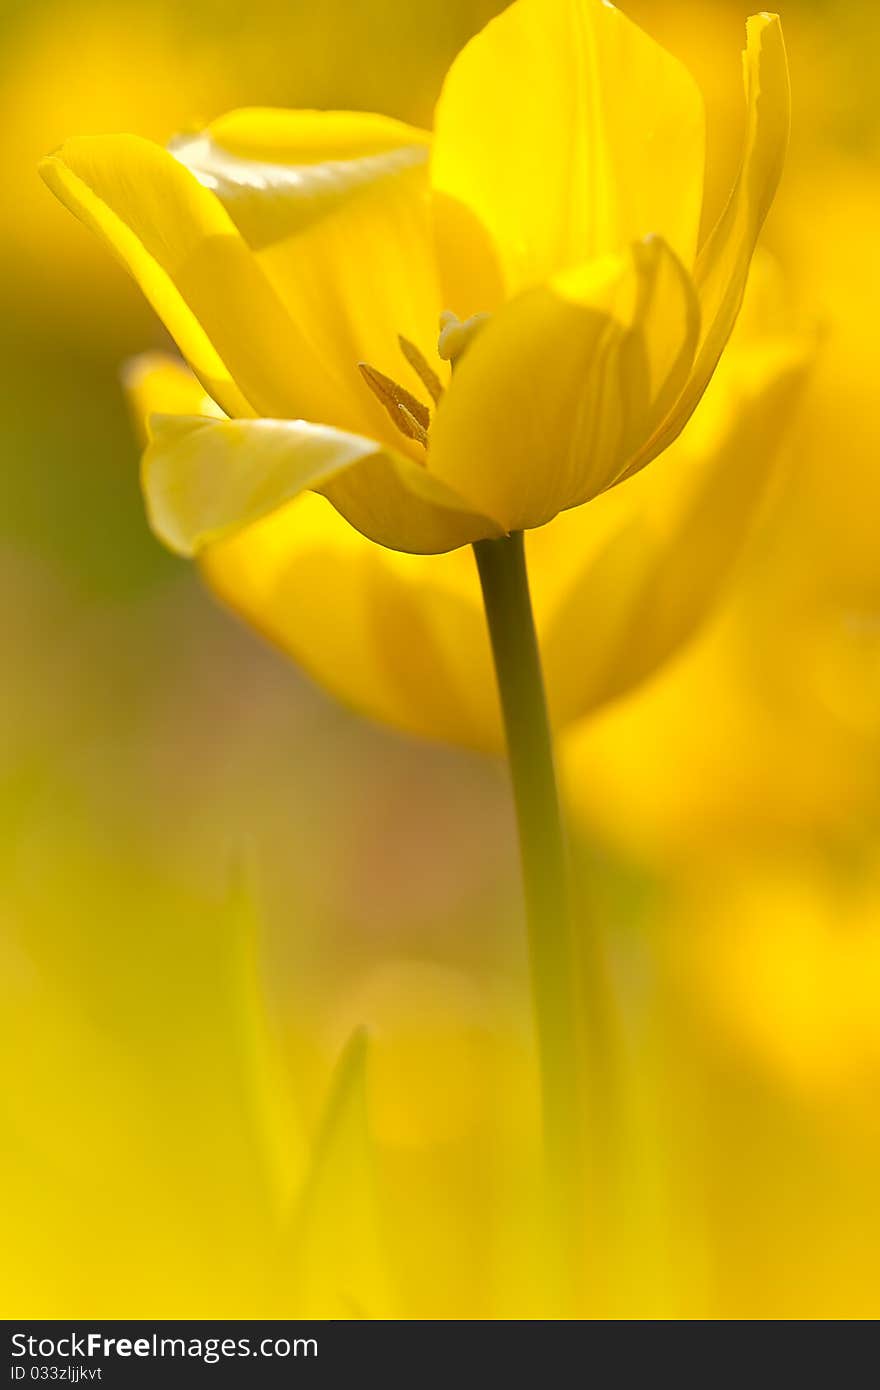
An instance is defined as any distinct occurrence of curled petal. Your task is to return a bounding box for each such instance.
[172,109,431,246]
[143,414,502,558]
[623,13,791,476]
[696,16,790,367]
[173,110,444,445]
[122,352,224,446]
[40,135,341,423]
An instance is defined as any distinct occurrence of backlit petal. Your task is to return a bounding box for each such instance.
[173,110,443,445]
[40,136,341,423]
[428,236,699,532]
[321,449,504,553]
[201,310,809,750]
[202,497,500,749]
[120,355,497,741]
[122,351,224,446]
[431,0,705,313]
[623,14,790,475]
[143,413,501,558]
[537,321,811,728]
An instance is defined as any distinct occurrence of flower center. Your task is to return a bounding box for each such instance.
[357,312,490,450]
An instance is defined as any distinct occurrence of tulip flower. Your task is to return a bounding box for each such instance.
[40,0,789,560]
[40,0,792,1306]
[124,251,810,753]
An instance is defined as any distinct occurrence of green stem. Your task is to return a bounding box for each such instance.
[473,531,581,1289]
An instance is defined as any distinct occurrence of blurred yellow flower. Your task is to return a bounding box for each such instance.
[671,862,880,1096]
[563,571,880,863]
[41,0,789,562]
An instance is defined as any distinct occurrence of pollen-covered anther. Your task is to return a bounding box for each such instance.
[398,335,444,405]
[358,362,430,447]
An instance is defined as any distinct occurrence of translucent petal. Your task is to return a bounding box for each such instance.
[39,135,349,423]
[623,14,791,477]
[538,327,812,727]
[173,110,443,446]
[120,357,495,743]
[143,413,502,558]
[122,351,225,446]
[428,236,699,532]
[431,0,705,312]
[202,497,500,749]
[201,298,809,750]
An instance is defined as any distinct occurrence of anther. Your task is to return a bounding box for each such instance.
[397,334,444,405]
[358,362,430,446]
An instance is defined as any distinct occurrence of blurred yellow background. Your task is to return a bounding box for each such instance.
[2,0,879,1318]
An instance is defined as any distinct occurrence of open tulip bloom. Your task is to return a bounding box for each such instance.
[42,0,798,1304]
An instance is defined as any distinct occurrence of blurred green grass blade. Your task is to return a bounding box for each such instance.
[283,1026,395,1317]
[222,846,304,1215]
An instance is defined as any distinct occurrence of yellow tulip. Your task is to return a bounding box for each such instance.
[37,0,798,1316]
[124,249,811,751]
[41,0,790,565]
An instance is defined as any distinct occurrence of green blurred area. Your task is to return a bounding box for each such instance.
[2,0,880,1317]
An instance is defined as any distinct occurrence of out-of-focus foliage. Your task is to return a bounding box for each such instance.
[3,0,880,1318]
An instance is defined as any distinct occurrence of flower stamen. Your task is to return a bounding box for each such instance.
[397,334,444,405]
[358,361,430,447]
[358,316,487,451]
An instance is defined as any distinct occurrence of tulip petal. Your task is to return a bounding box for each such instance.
[201,496,500,750]
[173,110,444,444]
[173,109,430,244]
[122,352,225,446]
[202,308,809,749]
[320,450,504,554]
[428,236,699,532]
[143,413,502,558]
[123,359,500,737]
[623,14,790,476]
[40,135,342,423]
[537,325,811,728]
[432,0,705,312]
